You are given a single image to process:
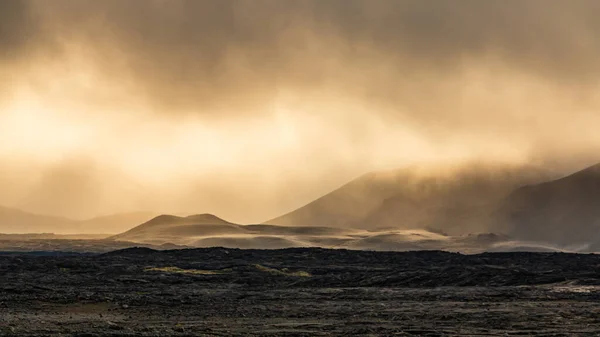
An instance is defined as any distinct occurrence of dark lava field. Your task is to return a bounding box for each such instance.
[3,248,600,336]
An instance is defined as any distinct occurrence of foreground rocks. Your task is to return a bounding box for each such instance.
[2,248,600,335]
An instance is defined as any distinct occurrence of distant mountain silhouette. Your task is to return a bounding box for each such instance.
[267,162,555,235]
[0,206,75,233]
[492,163,600,245]
[0,206,156,234]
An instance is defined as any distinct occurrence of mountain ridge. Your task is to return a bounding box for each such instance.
[267,162,556,234]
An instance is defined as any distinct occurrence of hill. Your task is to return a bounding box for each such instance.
[110,214,247,244]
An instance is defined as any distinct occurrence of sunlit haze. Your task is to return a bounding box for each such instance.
[2,0,600,222]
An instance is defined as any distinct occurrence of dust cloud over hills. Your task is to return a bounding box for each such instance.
[268,162,555,234]
[2,159,600,253]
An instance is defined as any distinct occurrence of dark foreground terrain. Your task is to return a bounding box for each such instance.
[3,248,600,336]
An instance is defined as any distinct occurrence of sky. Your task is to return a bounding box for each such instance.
[1,0,600,222]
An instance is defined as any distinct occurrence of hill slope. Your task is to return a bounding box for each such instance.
[267,162,555,235]
[492,163,600,245]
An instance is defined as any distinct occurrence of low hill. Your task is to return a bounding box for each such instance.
[110,214,247,244]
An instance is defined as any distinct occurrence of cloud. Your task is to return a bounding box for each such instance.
[22,0,600,110]
[0,0,37,59]
[0,1,591,109]
[1,1,600,220]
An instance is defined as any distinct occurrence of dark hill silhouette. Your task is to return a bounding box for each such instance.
[267,162,555,235]
[492,163,600,245]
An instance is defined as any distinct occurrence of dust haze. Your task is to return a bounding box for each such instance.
[1,0,600,222]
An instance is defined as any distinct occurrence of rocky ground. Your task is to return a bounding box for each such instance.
[2,248,600,336]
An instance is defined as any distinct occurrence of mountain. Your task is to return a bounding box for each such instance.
[0,207,156,234]
[492,163,600,245]
[267,162,555,235]
[0,206,75,233]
